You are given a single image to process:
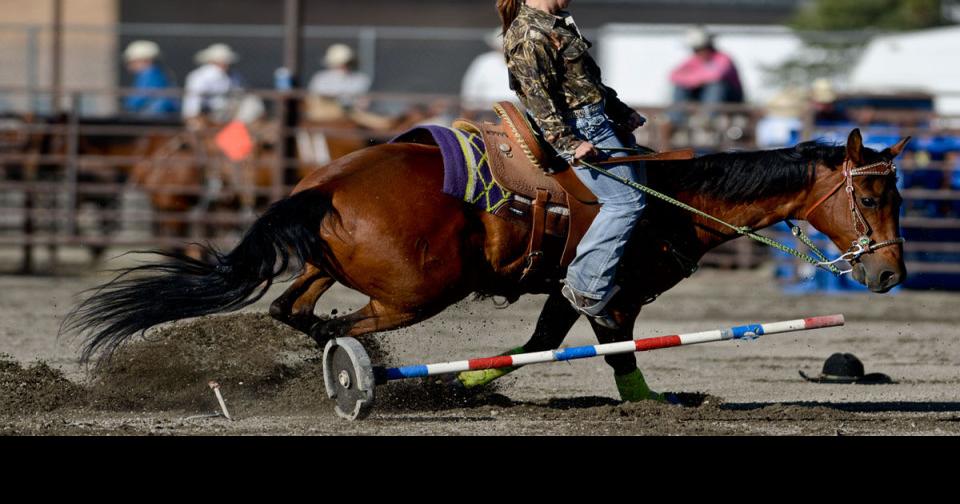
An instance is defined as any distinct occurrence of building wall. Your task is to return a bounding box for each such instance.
[120,0,802,27]
[114,0,802,96]
[0,0,118,113]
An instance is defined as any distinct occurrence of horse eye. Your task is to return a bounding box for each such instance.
[861,197,878,208]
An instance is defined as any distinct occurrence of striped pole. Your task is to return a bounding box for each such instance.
[376,314,844,383]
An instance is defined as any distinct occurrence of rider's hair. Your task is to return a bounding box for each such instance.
[496,0,522,35]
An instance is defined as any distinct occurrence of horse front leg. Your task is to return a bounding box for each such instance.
[456,290,580,388]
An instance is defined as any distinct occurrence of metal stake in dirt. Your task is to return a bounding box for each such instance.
[207,381,233,421]
[322,314,845,420]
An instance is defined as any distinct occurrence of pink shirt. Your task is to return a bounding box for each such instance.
[670,51,742,92]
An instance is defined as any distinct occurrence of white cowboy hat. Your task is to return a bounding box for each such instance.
[685,27,714,50]
[123,40,160,62]
[195,43,239,65]
[325,44,355,67]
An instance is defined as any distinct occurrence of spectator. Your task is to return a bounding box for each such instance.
[671,28,743,104]
[122,40,178,117]
[460,28,514,113]
[308,44,371,107]
[811,78,845,124]
[305,44,393,129]
[756,88,805,148]
[668,28,744,123]
[182,43,245,122]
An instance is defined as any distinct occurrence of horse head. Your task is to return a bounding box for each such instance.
[804,128,909,293]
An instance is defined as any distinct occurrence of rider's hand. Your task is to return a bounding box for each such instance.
[573,142,598,162]
[625,111,646,131]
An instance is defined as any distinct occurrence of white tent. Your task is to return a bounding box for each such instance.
[598,23,960,116]
[849,25,960,116]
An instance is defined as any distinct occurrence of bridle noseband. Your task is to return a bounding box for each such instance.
[802,158,905,272]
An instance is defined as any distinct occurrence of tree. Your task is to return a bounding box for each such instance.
[764,0,948,89]
[793,0,947,31]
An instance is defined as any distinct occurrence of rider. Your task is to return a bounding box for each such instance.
[183,44,254,124]
[307,44,372,108]
[498,0,647,329]
[121,40,179,117]
[305,44,393,130]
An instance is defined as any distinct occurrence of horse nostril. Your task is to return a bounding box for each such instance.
[878,270,896,286]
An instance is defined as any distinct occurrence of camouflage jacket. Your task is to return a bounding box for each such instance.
[503,4,636,157]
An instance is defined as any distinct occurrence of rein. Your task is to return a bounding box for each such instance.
[577,149,903,276]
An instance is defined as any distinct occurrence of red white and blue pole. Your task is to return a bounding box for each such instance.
[376,314,844,383]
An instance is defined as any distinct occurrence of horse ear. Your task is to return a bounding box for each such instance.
[846,128,864,165]
[888,136,912,158]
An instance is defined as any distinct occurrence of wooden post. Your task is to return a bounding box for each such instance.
[277,0,303,202]
[51,0,63,115]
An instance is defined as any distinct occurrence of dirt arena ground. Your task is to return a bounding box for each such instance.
[1,248,958,435]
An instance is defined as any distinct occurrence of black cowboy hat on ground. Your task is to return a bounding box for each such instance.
[799,352,894,384]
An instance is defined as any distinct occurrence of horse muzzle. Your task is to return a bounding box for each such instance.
[851,258,905,293]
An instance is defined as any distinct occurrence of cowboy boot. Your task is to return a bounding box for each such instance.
[561,283,620,330]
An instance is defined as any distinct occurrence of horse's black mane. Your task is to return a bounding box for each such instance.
[664,141,862,202]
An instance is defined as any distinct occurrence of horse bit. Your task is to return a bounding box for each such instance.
[797,158,906,275]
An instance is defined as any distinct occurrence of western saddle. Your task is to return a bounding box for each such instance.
[453,101,694,285]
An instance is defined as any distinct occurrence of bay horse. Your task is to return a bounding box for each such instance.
[64,128,908,402]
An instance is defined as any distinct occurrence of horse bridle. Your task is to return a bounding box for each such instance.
[802,158,905,271]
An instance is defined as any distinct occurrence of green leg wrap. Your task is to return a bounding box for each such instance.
[456,347,525,389]
[615,368,667,403]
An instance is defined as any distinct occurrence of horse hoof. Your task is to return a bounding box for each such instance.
[309,332,330,348]
[438,373,468,394]
[658,392,682,405]
[309,318,349,347]
[308,321,332,347]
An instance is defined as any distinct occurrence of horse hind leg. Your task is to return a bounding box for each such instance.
[309,299,425,347]
[269,263,336,335]
[456,290,580,388]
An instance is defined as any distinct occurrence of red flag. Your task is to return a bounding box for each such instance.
[215,120,254,161]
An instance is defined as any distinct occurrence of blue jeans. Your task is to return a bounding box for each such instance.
[560,102,646,303]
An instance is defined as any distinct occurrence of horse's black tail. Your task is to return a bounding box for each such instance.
[63,188,331,363]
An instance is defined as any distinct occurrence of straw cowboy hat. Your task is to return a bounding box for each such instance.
[685,27,714,50]
[325,44,356,67]
[765,88,807,118]
[799,353,894,384]
[811,78,838,103]
[195,43,239,65]
[123,40,160,62]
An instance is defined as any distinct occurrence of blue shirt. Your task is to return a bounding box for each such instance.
[124,64,179,116]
